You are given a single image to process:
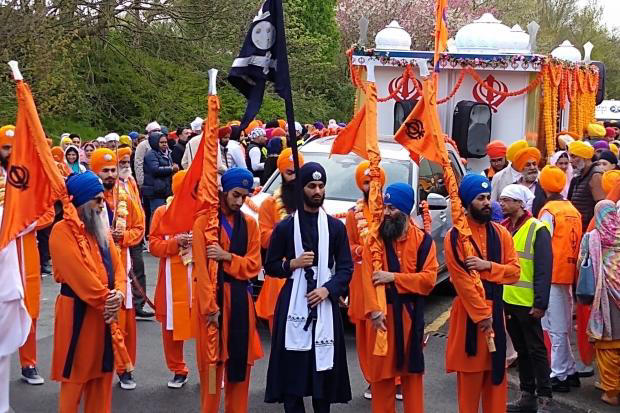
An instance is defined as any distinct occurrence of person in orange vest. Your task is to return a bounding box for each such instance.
[91,148,145,390]
[362,183,439,413]
[255,148,304,331]
[49,172,126,412]
[537,166,583,392]
[445,174,520,413]
[150,170,194,389]
[193,167,263,412]
[345,161,387,401]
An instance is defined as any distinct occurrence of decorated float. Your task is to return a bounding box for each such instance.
[347,13,602,172]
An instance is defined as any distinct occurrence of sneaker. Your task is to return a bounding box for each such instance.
[21,367,44,385]
[550,377,570,393]
[395,384,403,401]
[41,263,52,277]
[506,391,537,412]
[567,373,581,388]
[167,374,188,389]
[118,372,137,390]
[363,385,372,400]
[537,397,559,413]
[135,306,155,318]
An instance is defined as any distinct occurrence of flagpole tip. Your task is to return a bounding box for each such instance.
[8,61,23,81]
[208,69,218,96]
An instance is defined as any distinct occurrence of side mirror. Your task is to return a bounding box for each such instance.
[427,193,448,210]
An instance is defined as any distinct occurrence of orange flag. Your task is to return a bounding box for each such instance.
[0,76,66,250]
[434,0,449,68]
[329,104,368,159]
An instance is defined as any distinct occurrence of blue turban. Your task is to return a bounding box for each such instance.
[66,172,104,208]
[299,162,327,188]
[458,174,492,207]
[384,183,415,215]
[221,167,254,192]
[267,136,283,155]
[128,131,139,140]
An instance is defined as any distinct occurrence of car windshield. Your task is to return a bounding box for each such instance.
[263,152,413,202]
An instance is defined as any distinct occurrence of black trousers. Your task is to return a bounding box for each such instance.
[36,225,52,269]
[283,395,330,413]
[505,302,552,397]
[129,243,147,308]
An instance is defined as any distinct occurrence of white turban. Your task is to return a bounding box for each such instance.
[96,136,106,143]
[145,121,161,133]
[500,184,535,211]
[190,117,204,132]
[104,132,120,142]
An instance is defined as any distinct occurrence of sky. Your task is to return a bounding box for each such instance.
[587,0,620,30]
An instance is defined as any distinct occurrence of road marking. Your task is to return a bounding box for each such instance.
[425,308,451,334]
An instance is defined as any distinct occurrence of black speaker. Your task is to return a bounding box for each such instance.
[452,100,492,158]
[592,61,606,105]
[393,99,417,134]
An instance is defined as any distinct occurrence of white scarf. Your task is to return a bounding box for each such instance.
[285,209,334,371]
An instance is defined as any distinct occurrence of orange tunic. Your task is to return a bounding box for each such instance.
[445,218,520,374]
[255,195,286,322]
[193,211,263,367]
[49,221,126,383]
[362,222,439,381]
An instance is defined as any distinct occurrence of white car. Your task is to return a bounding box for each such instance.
[243,136,466,283]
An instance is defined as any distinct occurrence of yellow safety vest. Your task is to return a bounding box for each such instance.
[503,217,548,307]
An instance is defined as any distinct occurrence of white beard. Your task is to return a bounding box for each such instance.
[119,167,132,181]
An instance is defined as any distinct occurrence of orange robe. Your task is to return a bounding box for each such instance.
[362,222,438,413]
[104,177,145,374]
[193,211,263,413]
[16,228,41,368]
[150,205,193,376]
[445,218,520,413]
[49,220,126,413]
[255,195,286,330]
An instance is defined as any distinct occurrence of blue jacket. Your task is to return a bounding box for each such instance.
[142,132,173,199]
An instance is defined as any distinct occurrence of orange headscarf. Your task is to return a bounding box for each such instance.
[51,146,64,163]
[355,161,386,190]
[90,148,117,174]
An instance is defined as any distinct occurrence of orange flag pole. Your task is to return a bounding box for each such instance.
[198,69,221,394]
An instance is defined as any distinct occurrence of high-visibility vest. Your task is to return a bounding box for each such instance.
[503,217,548,307]
[538,200,582,284]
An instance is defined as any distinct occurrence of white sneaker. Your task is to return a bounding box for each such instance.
[363,385,372,400]
[21,367,44,385]
[167,374,188,389]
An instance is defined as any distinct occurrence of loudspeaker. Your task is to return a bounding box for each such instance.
[393,99,417,134]
[592,61,606,105]
[452,100,492,158]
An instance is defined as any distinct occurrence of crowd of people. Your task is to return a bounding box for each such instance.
[0,115,619,413]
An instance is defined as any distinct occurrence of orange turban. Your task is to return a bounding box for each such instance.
[271,127,286,137]
[539,165,566,194]
[487,140,507,158]
[117,147,132,160]
[277,119,286,129]
[512,147,541,172]
[90,148,117,174]
[245,120,261,135]
[602,170,620,194]
[277,148,304,173]
[51,146,64,163]
[506,140,529,163]
[172,170,188,195]
[0,125,16,147]
[355,161,386,190]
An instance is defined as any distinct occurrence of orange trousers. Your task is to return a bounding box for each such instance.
[371,374,423,413]
[355,320,370,383]
[116,308,137,374]
[19,318,37,367]
[595,343,620,397]
[161,321,189,375]
[59,373,113,413]
[199,363,251,413]
[456,371,506,413]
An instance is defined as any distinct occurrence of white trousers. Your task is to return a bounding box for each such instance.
[0,354,9,413]
[542,284,576,380]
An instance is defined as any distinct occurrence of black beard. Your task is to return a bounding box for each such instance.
[103,181,115,190]
[363,191,369,202]
[303,192,324,209]
[470,205,492,223]
[0,155,7,170]
[280,180,297,211]
[380,212,407,242]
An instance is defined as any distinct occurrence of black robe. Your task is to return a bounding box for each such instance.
[264,212,353,404]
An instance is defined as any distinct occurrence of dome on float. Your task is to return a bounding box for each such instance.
[551,40,582,63]
[374,21,412,51]
[455,13,511,54]
[502,25,530,53]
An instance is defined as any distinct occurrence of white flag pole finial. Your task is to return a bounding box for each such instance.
[208,69,218,96]
[8,61,23,81]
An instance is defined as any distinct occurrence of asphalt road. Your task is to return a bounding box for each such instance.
[8,253,584,412]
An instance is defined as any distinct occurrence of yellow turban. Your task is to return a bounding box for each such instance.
[568,141,595,160]
[355,161,386,190]
[506,140,529,163]
[90,148,117,174]
[587,123,606,138]
[60,136,72,146]
[611,143,619,157]
[539,165,566,194]
[171,170,188,195]
[119,135,132,147]
[512,147,541,172]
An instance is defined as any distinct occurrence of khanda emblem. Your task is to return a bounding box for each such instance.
[569,227,579,252]
[388,75,422,102]
[472,74,507,113]
[405,119,425,140]
[7,165,29,190]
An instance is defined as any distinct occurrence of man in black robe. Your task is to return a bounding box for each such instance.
[265,162,353,413]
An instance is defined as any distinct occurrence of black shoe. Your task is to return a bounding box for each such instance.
[40,263,52,277]
[118,372,136,390]
[550,377,570,393]
[567,373,581,388]
[507,391,537,412]
[167,374,188,389]
[576,370,594,378]
[135,306,154,318]
[21,367,44,385]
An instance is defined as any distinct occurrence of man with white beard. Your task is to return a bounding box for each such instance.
[49,171,126,412]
